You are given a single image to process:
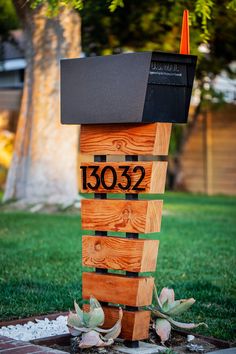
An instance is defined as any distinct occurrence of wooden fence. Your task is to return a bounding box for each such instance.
[180,104,236,195]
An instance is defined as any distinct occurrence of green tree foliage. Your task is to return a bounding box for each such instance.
[193,0,214,42]
[80,0,236,157]
[1,0,235,158]
[27,0,236,52]
[2,0,235,79]
[81,0,236,77]
[0,1,20,72]
[30,0,124,16]
[0,0,20,38]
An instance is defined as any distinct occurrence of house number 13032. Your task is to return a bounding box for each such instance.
[80,165,146,191]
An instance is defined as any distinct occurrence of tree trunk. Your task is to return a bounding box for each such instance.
[4,3,81,205]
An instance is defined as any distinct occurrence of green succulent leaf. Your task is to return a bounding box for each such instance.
[161,299,171,312]
[90,296,102,311]
[78,330,113,348]
[88,296,104,328]
[168,317,208,329]
[154,318,171,345]
[68,326,81,337]
[151,308,168,319]
[151,285,207,340]
[79,330,114,348]
[165,298,196,316]
[79,331,101,348]
[67,310,84,329]
[103,307,123,340]
[159,287,175,308]
[153,284,163,309]
[67,310,91,333]
[74,300,84,322]
[82,311,91,327]
[88,307,105,328]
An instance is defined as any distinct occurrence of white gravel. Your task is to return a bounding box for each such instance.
[0,315,69,341]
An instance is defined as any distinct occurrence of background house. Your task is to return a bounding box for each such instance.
[0,30,25,186]
[0,30,25,111]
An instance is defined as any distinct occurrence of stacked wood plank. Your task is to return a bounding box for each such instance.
[79,122,172,341]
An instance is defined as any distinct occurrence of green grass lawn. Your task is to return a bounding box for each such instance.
[0,192,235,341]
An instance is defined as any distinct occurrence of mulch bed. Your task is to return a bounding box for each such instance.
[0,312,232,354]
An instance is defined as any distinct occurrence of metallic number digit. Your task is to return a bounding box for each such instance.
[80,166,87,190]
[101,166,117,190]
[132,166,146,191]
[87,166,100,190]
[117,166,131,190]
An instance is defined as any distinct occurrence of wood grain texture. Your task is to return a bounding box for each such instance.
[82,272,154,306]
[80,161,167,194]
[81,199,163,233]
[83,305,151,340]
[82,236,159,272]
[80,123,172,155]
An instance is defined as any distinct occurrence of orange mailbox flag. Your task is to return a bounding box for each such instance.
[180,9,190,55]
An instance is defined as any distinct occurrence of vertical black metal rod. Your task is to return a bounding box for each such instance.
[124,155,139,348]
[94,155,108,275]
[92,155,140,347]
[93,155,108,307]
[125,155,139,269]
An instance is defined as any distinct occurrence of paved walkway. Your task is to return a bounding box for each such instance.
[0,335,65,353]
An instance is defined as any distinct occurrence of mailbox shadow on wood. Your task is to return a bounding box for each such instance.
[61,51,197,125]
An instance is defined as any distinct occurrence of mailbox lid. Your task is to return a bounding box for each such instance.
[142,51,197,123]
[60,52,151,124]
[60,51,197,125]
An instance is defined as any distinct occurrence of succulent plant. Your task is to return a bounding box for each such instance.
[149,286,207,345]
[67,296,123,348]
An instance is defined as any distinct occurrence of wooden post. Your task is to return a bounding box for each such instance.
[79,122,172,343]
[61,10,195,345]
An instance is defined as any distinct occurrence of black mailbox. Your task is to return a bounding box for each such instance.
[60,51,197,125]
